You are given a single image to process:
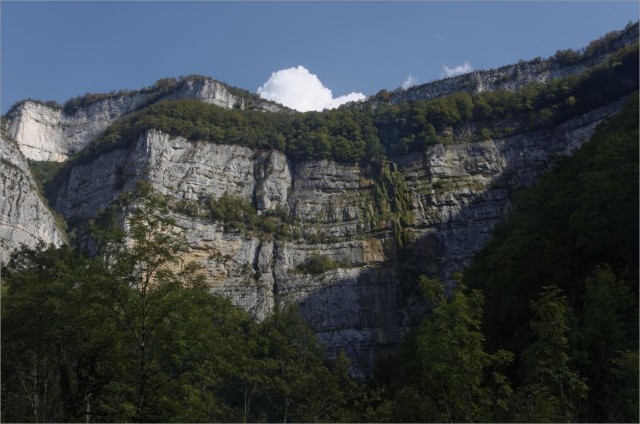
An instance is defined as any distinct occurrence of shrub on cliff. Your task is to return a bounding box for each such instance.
[296,254,343,274]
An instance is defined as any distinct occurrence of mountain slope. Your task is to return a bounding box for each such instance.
[1,24,638,377]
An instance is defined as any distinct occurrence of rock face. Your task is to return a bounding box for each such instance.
[4,77,285,162]
[52,97,626,377]
[54,130,292,220]
[6,96,148,162]
[0,132,65,263]
[162,78,246,109]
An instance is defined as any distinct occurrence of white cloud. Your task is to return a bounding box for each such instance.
[401,74,418,90]
[257,66,365,112]
[442,61,473,78]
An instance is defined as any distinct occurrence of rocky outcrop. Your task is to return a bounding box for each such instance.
[54,130,292,220]
[162,78,246,109]
[6,95,148,162]
[4,77,286,162]
[52,96,626,377]
[0,132,65,263]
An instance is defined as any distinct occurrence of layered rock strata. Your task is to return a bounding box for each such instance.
[52,97,626,377]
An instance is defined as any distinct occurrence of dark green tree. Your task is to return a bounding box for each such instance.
[1,244,121,423]
[90,183,209,421]
[390,278,513,422]
[575,267,638,422]
[257,306,362,422]
[510,286,588,422]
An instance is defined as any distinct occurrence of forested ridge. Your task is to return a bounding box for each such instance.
[58,42,637,167]
[2,27,639,422]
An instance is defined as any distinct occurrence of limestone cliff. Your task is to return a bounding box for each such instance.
[4,77,285,162]
[51,97,626,377]
[0,131,65,263]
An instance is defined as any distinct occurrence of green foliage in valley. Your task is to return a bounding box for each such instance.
[379,277,514,422]
[508,286,588,422]
[1,183,387,423]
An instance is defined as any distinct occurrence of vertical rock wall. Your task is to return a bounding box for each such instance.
[51,97,626,376]
[0,132,65,262]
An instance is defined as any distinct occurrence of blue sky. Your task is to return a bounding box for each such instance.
[2,1,638,113]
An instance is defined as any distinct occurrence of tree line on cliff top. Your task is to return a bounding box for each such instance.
[66,42,637,167]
